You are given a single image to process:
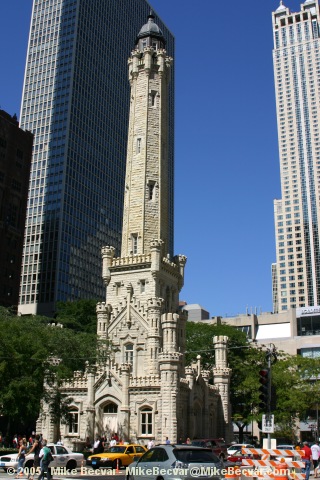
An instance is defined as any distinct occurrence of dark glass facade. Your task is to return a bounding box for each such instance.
[19,0,174,316]
[0,110,33,310]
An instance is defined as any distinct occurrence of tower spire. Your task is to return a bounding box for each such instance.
[121,16,172,257]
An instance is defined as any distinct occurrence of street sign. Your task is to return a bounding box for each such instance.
[262,414,274,433]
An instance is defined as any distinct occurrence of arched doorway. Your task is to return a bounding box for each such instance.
[103,402,118,438]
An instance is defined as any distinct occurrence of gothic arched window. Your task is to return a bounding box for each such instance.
[68,408,79,434]
[125,344,133,364]
[140,407,153,435]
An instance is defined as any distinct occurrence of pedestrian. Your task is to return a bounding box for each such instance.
[186,438,191,445]
[93,435,104,454]
[16,439,27,478]
[13,435,18,449]
[110,435,116,447]
[165,437,170,445]
[38,440,53,480]
[27,434,42,480]
[312,441,320,478]
[301,441,312,480]
[147,439,155,449]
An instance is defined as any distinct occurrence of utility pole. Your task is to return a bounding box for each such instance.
[265,344,277,448]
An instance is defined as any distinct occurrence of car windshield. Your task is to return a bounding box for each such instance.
[105,446,126,453]
[174,449,219,464]
[191,441,205,447]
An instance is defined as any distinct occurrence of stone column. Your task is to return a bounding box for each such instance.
[101,246,115,287]
[213,336,232,442]
[158,351,181,444]
[119,363,131,441]
[96,302,111,339]
[85,366,96,442]
[147,297,163,374]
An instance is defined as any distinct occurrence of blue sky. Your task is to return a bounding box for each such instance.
[0,0,305,318]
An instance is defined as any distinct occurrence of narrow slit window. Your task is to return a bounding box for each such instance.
[148,182,155,200]
[131,234,138,254]
[150,91,157,107]
[136,138,141,154]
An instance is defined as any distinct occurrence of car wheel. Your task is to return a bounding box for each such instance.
[66,460,77,470]
[113,459,122,469]
[25,460,34,470]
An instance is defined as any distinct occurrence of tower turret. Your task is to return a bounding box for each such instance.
[121,15,173,258]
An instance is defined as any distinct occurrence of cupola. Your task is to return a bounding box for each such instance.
[136,12,166,51]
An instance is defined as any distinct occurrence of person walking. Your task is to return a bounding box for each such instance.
[301,441,312,480]
[27,435,42,480]
[37,440,52,480]
[16,439,27,478]
[147,439,155,449]
[312,441,320,478]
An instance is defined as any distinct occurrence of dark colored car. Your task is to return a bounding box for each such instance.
[191,438,228,460]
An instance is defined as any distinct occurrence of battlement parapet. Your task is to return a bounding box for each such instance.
[161,312,179,323]
[130,375,160,387]
[158,352,181,362]
[63,371,87,389]
[112,254,151,267]
[213,367,232,376]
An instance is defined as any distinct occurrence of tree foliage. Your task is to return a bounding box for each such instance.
[55,299,98,333]
[185,321,265,437]
[186,321,320,442]
[0,306,98,435]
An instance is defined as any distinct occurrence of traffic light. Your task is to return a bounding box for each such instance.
[259,368,270,411]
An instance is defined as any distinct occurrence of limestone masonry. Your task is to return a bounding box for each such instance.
[37,13,232,447]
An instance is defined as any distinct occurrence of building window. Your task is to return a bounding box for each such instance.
[140,279,146,293]
[136,138,141,154]
[131,234,138,254]
[150,91,157,107]
[104,403,118,414]
[125,344,133,364]
[68,408,79,434]
[140,407,153,435]
[148,181,155,200]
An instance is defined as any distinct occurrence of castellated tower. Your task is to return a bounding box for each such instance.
[36,14,232,446]
[97,14,188,442]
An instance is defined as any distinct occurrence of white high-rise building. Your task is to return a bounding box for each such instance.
[272,0,320,313]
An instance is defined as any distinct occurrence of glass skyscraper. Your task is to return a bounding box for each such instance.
[272,0,320,312]
[18,0,174,316]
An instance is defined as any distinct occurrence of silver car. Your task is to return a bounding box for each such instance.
[126,444,226,480]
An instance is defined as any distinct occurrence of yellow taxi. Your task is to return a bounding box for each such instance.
[87,444,147,469]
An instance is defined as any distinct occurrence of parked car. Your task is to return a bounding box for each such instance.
[275,445,297,462]
[126,444,225,480]
[86,444,147,469]
[191,438,228,460]
[227,444,255,455]
[227,449,255,465]
[0,444,84,472]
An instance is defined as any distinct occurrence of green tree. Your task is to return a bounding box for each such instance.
[55,299,98,333]
[185,321,264,441]
[0,308,98,436]
[271,353,320,442]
